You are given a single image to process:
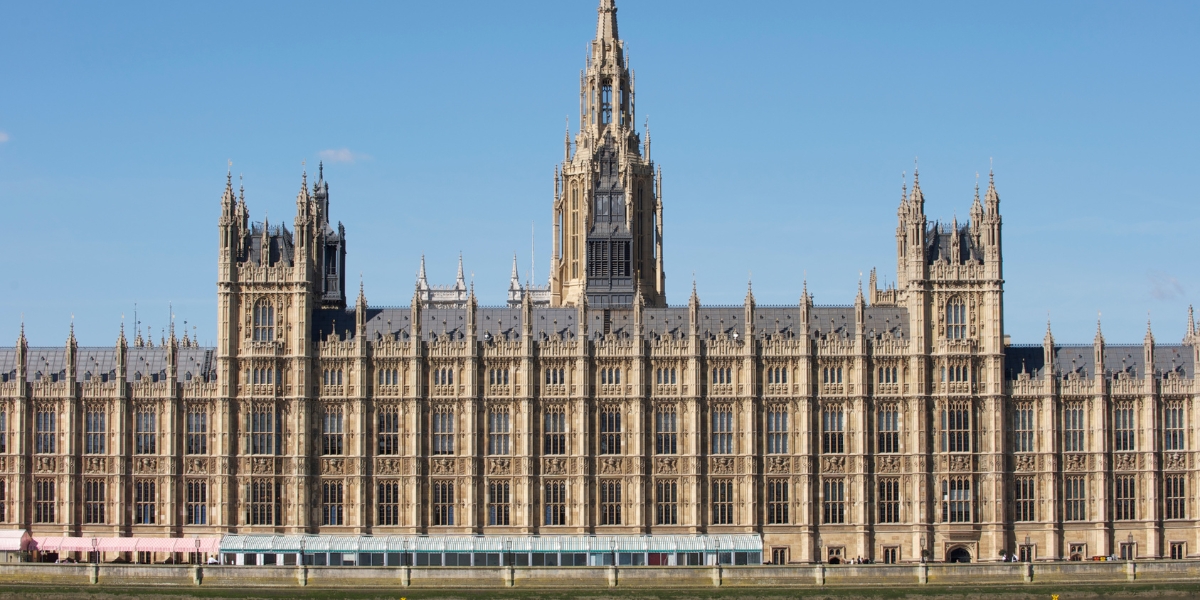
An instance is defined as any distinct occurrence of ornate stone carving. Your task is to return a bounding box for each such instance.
[1164,452,1187,471]
[1014,454,1036,472]
[251,457,273,474]
[35,456,57,473]
[134,457,158,474]
[819,456,842,474]
[655,457,678,474]
[488,458,511,475]
[1114,453,1136,471]
[185,457,209,474]
[431,458,456,476]
[1064,453,1087,472]
[877,455,902,474]
[599,457,623,475]
[710,456,735,475]
[543,457,567,475]
[84,456,106,474]
[375,457,403,476]
[948,455,972,472]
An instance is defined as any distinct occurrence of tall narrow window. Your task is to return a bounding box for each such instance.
[432,480,455,526]
[1064,404,1085,452]
[378,481,400,526]
[378,406,400,455]
[85,407,106,455]
[544,480,567,526]
[570,186,579,279]
[0,409,6,453]
[655,479,678,525]
[822,479,844,524]
[186,480,207,525]
[712,479,734,525]
[488,480,511,526]
[941,401,971,453]
[946,298,966,339]
[1165,403,1185,451]
[1013,476,1035,522]
[544,405,566,455]
[1114,475,1135,521]
[488,406,511,455]
[600,480,622,525]
[249,479,277,525]
[941,477,971,523]
[1114,403,1135,452]
[767,478,790,524]
[600,84,613,124]
[250,404,277,455]
[35,408,55,454]
[322,405,344,455]
[822,404,844,454]
[711,405,733,455]
[323,481,344,525]
[599,405,621,454]
[1165,474,1186,520]
[877,404,899,453]
[432,406,454,455]
[655,405,677,455]
[1064,476,1086,521]
[134,479,156,524]
[186,405,208,455]
[878,478,900,523]
[252,300,275,342]
[135,406,157,455]
[84,479,105,524]
[34,479,55,523]
[1013,403,1034,453]
[767,405,788,454]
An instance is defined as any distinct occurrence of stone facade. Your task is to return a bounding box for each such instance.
[0,0,1197,565]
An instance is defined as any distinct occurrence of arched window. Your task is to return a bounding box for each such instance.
[601,83,613,124]
[252,300,275,342]
[570,185,579,279]
[946,298,966,339]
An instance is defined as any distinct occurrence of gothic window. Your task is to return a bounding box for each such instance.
[432,405,455,455]
[1013,476,1035,522]
[250,404,278,455]
[944,363,969,382]
[544,405,567,455]
[252,300,275,342]
[767,478,790,525]
[248,479,278,525]
[1064,476,1086,521]
[655,367,678,385]
[323,481,344,525]
[599,480,622,525]
[323,368,344,386]
[946,298,966,339]
[877,404,899,453]
[488,406,510,455]
[378,481,401,526]
[655,479,678,525]
[1114,403,1135,452]
[488,367,510,386]
[84,479,105,524]
[1115,475,1136,520]
[601,83,613,124]
[822,404,844,454]
[135,406,157,455]
[1064,404,1085,452]
[488,480,511,526]
[35,408,55,454]
[1165,474,1186,520]
[711,405,733,455]
[878,478,900,523]
[821,479,843,524]
[34,478,55,524]
[186,404,208,455]
[599,405,621,454]
[1013,402,1034,453]
[655,405,678,455]
[941,401,971,453]
[433,367,453,386]
[765,366,787,384]
[570,185,579,279]
[711,366,733,385]
[546,367,566,385]
[941,477,971,523]
[877,366,898,384]
[599,366,621,385]
[0,409,6,453]
[432,480,455,526]
[610,240,630,276]
[711,479,734,525]
[134,479,156,524]
[822,366,843,384]
[251,367,276,385]
[588,241,609,277]
[767,405,789,454]
[376,408,400,453]
[85,407,105,455]
[378,368,399,386]
[186,480,207,525]
[321,405,344,455]
[1164,402,1184,451]
[544,480,567,526]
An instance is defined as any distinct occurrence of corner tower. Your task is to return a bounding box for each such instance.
[551,0,664,308]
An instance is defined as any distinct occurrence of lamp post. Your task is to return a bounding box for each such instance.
[610,539,617,567]
[299,538,306,567]
[195,538,201,565]
[402,539,409,567]
[505,540,512,567]
[91,538,98,565]
[1126,533,1134,560]
[714,539,722,566]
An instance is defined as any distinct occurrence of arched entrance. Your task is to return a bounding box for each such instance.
[947,547,972,563]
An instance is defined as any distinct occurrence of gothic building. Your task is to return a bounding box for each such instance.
[1,0,1197,566]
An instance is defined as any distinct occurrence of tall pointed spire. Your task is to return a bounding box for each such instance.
[596,0,619,42]
[985,162,1000,213]
[1094,312,1105,345]
[1144,313,1155,345]
[416,255,429,291]
[455,253,466,290]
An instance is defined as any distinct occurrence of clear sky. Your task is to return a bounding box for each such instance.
[1,0,1197,347]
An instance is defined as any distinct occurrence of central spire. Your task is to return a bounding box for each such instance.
[597,0,619,43]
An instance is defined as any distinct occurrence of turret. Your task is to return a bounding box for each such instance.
[1042,320,1055,379]
[356,281,368,339]
[66,320,78,384]
[1143,317,1155,380]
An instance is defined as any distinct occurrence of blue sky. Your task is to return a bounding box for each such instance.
[1,0,1197,347]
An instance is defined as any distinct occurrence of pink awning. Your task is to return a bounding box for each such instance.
[33,536,220,553]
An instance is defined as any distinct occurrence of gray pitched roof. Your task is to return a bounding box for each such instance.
[1004,346,1046,379]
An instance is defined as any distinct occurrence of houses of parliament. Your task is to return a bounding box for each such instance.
[1,0,1197,566]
